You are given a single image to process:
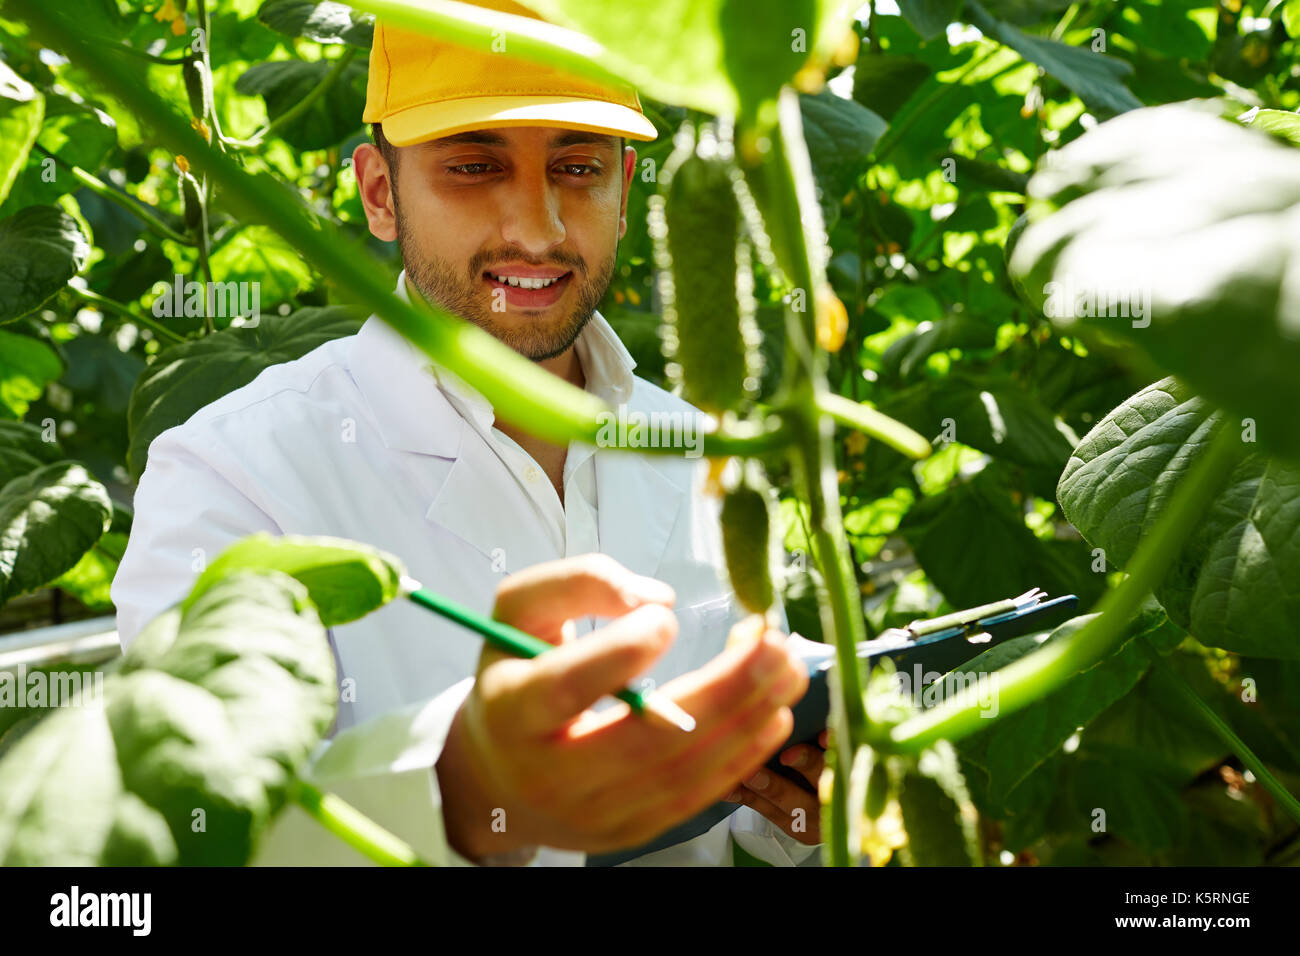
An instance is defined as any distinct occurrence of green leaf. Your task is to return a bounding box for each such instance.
[0,460,111,604]
[185,532,406,627]
[1011,103,1300,460]
[0,61,44,207]
[966,2,1142,115]
[207,225,316,305]
[0,706,123,865]
[892,742,981,865]
[32,91,117,175]
[1285,0,1300,38]
[257,0,375,47]
[0,205,91,324]
[896,0,964,40]
[0,330,63,420]
[105,569,336,864]
[949,155,1030,195]
[954,605,1178,802]
[126,305,363,480]
[852,51,930,121]
[518,0,857,115]
[901,466,1105,609]
[234,57,368,151]
[1246,108,1300,148]
[49,530,127,610]
[799,89,887,230]
[1057,377,1300,659]
[881,316,997,380]
[0,419,63,488]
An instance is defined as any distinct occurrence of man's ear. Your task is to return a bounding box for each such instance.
[618,143,636,241]
[352,142,398,242]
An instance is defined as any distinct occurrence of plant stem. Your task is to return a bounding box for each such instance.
[1147,650,1300,827]
[292,780,430,866]
[744,90,872,865]
[887,418,1242,752]
[68,283,186,344]
[34,145,194,246]
[817,392,932,459]
[225,48,358,150]
[348,0,631,90]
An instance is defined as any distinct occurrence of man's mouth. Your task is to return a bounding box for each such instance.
[482,269,574,308]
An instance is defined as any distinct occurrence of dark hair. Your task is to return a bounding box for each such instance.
[372,122,397,176]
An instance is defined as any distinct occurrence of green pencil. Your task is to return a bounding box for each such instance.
[399,577,696,732]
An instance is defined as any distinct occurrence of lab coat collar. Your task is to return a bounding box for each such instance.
[348,270,639,450]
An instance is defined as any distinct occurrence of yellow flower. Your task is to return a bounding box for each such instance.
[860,799,908,867]
[815,287,849,352]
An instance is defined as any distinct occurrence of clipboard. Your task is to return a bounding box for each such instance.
[584,589,1079,866]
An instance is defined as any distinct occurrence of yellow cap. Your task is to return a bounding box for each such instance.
[362,0,657,147]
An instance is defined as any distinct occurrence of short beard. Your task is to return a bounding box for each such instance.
[395,200,614,361]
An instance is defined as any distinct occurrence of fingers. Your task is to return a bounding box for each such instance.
[732,785,822,846]
[479,603,679,737]
[778,742,826,790]
[492,553,676,646]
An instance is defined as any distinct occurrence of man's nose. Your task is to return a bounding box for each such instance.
[499,169,566,254]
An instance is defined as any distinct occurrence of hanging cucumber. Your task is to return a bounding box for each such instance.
[650,123,762,416]
[719,462,777,616]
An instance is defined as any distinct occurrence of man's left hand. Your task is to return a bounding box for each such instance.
[721,730,828,845]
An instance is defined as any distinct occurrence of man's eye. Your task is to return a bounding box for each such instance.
[558,164,600,177]
[449,163,496,175]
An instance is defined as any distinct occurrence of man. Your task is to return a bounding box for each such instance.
[112,0,824,866]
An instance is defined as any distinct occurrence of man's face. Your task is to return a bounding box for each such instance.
[356,127,635,361]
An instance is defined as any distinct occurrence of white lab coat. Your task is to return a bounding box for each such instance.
[112,273,820,867]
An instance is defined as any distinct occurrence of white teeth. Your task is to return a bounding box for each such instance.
[491,274,561,289]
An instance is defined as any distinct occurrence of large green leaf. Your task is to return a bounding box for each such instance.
[1010,103,1300,461]
[517,0,858,115]
[0,569,337,865]
[0,330,63,420]
[234,58,368,151]
[31,90,117,175]
[207,225,316,305]
[0,706,128,865]
[900,466,1105,609]
[0,460,111,604]
[799,89,887,231]
[851,50,930,121]
[954,604,1179,803]
[1058,378,1300,659]
[1247,108,1300,149]
[0,419,63,488]
[257,0,375,47]
[185,533,406,627]
[966,2,1143,115]
[126,305,364,479]
[0,205,90,324]
[896,0,964,40]
[0,60,43,207]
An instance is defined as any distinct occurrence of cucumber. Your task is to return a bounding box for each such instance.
[720,462,776,615]
[652,123,762,414]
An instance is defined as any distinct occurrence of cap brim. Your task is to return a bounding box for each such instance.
[381,95,659,146]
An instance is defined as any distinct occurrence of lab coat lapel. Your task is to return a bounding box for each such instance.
[595,449,684,579]
[425,425,557,574]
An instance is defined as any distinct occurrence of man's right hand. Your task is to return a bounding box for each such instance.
[435,554,808,862]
